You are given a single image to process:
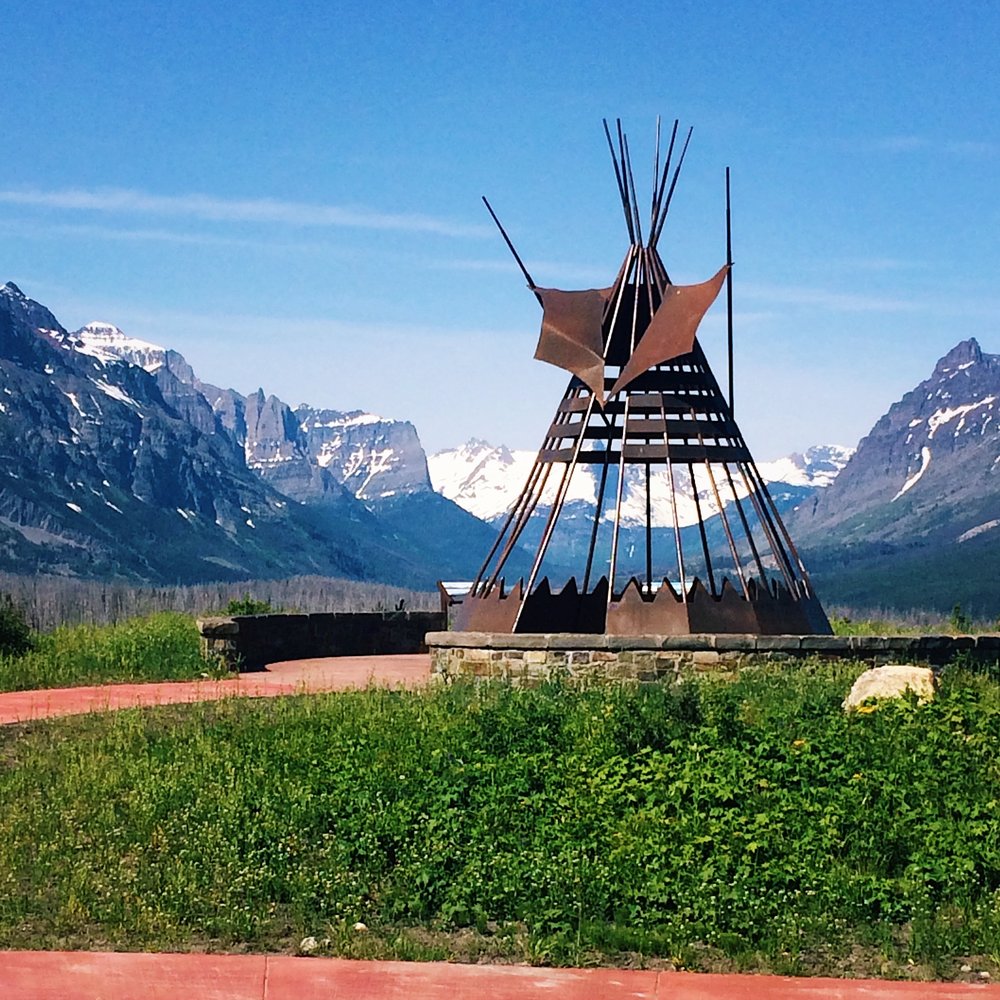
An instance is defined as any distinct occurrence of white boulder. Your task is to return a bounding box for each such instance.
[843,664,936,710]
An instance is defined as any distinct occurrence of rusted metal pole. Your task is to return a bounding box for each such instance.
[478,459,550,593]
[701,451,750,599]
[604,119,635,244]
[721,463,767,583]
[482,197,538,295]
[735,461,797,591]
[582,447,612,593]
[607,399,630,603]
[623,131,643,246]
[726,168,734,416]
[651,120,679,240]
[644,460,652,591]
[650,116,661,235]
[651,126,692,249]
[688,461,718,595]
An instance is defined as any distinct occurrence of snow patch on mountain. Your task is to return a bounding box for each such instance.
[957,519,1000,543]
[296,406,432,500]
[73,322,167,370]
[927,397,996,439]
[892,445,932,502]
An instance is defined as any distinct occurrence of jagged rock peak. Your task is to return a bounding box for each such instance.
[75,321,162,352]
[934,338,983,375]
[70,321,185,378]
[0,281,66,335]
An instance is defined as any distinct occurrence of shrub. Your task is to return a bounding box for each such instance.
[0,593,34,656]
[949,603,972,632]
[225,594,274,616]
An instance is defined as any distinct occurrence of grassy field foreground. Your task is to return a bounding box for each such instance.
[1,662,999,980]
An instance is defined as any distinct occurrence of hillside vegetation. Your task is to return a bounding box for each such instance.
[0,573,436,632]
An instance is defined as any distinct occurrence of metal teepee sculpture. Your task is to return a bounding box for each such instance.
[454,119,831,636]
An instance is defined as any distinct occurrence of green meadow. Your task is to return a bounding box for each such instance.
[1,661,999,980]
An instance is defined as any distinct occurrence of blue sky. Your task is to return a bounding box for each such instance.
[2,0,997,456]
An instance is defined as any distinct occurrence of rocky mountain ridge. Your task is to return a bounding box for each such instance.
[6,278,995,611]
[790,338,1000,612]
[0,282,498,585]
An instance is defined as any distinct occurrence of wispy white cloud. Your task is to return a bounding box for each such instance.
[741,281,1000,320]
[944,139,998,157]
[0,218,274,249]
[0,186,489,238]
[832,257,931,273]
[741,282,921,313]
[870,135,928,153]
[857,135,997,157]
[429,256,613,286]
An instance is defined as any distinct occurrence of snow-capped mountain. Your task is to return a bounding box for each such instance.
[297,406,432,500]
[0,281,390,582]
[59,319,433,504]
[71,321,195,381]
[789,338,1000,613]
[428,440,854,527]
[793,339,1000,544]
[0,281,506,584]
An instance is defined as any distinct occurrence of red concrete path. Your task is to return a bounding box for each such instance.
[0,653,432,725]
[2,952,994,1000]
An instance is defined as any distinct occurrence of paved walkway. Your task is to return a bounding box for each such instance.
[2,657,996,997]
[2,951,993,999]
[0,653,432,725]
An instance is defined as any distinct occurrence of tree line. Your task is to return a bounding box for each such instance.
[0,573,437,632]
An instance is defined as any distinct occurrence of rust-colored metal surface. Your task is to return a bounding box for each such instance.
[448,118,832,639]
[453,581,524,633]
[534,287,611,402]
[609,265,730,397]
[606,579,689,635]
[604,576,829,636]
[514,577,609,634]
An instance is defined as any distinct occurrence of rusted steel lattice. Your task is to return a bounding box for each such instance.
[452,119,831,636]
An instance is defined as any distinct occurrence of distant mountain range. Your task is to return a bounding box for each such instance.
[2,280,997,613]
[0,282,506,587]
[429,440,853,527]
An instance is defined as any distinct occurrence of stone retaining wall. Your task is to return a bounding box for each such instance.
[426,631,1000,683]
[198,611,445,672]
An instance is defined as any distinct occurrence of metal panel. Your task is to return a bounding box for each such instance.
[534,287,611,402]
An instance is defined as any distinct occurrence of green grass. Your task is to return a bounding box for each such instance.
[1,662,1000,979]
[0,613,220,692]
[829,612,998,636]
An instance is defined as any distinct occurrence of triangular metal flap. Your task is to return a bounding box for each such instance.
[655,578,682,602]
[609,265,730,396]
[534,287,613,403]
[718,577,746,603]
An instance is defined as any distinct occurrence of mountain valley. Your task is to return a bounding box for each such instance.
[2,280,997,615]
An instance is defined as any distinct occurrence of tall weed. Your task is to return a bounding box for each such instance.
[0,613,214,691]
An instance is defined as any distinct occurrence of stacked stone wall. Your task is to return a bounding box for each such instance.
[426,632,1000,684]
